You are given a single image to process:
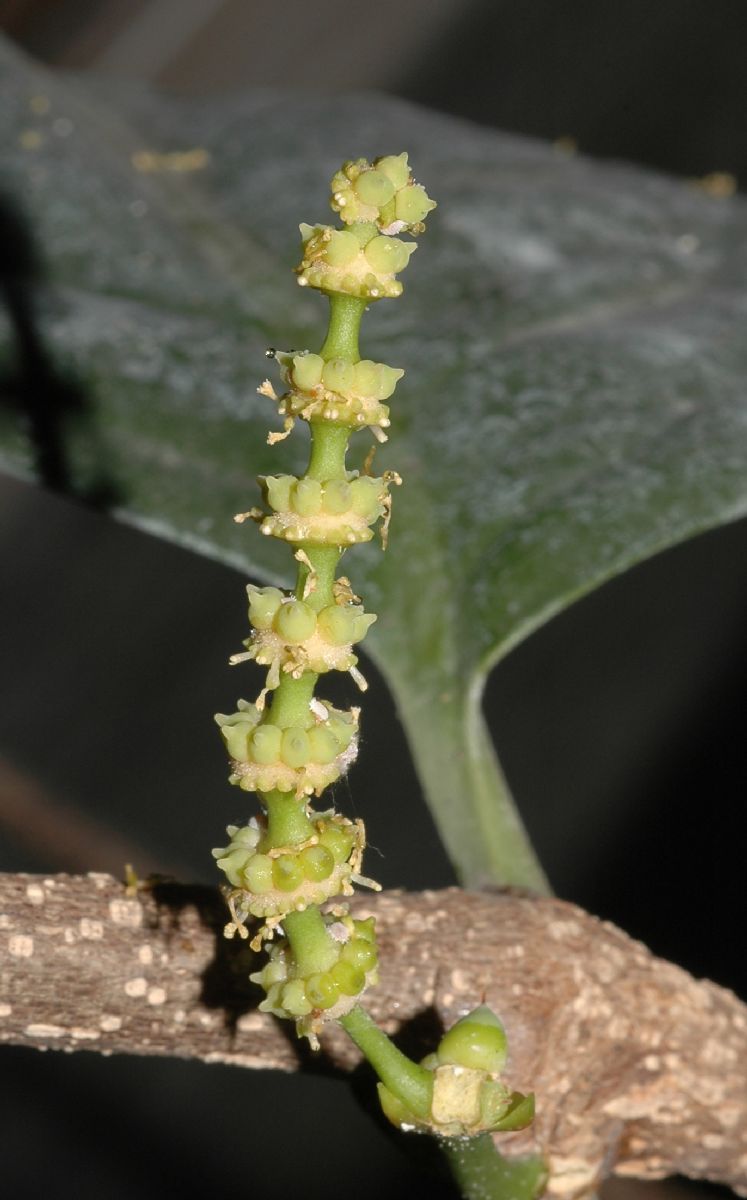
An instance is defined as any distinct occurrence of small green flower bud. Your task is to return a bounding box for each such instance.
[292,478,323,516]
[350,476,383,518]
[353,917,376,943]
[354,168,396,208]
[299,844,335,882]
[436,1006,508,1074]
[291,352,324,391]
[330,959,365,996]
[395,184,437,226]
[218,719,253,763]
[347,220,378,247]
[376,153,410,191]
[264,475,294,512]
[317,604,357,646]
[322,357,355,394]
[305,972,339,1010]
[272,854,305,892]
[243,853,274,893]
[364,235,414,276]
[281,979,312,1016]
[323,480,353,513]
[307,725,342,765]
[326,713,356,751]
[318,825,355,864]
[280,727,312,768]
[249,724,283,765]
[352,611,377,641]
[247,585,284,630]
[324,229,359,267]
[214,848,249,888]
[273,600,317,644]
[352,360,404,400]
[341,938,377,972]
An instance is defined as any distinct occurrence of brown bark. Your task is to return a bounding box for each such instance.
[1,871,745,1197]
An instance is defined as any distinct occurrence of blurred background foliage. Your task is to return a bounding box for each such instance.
[1,3,745,1199]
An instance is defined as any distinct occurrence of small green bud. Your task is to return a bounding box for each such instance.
[317,604,357,646]
[218,718,253,762]
[281,979,312,1016]
[323,480,353,514]
[280,727,312,769]
[264,475,294,512]
[341,938,377,972]
[364,235,414,276]
[354,168,395,208]
[249,724,283,765]
[347,220,378,247]
[242,853,274,894]
[299,844,335,882]
[322,358,355,394]
[292,478,323,516]
[436,1006,508,1074]
[330,959,365,996]
[292,352,324,391]
[352,611,377,641]
[376,152,410,191]
[354,917,376,943]
[350,476,383,518]
[395,184,436,226]
[352,360,404,400]
[318,825,355,864]
[324,229,359,267]
[247,585,284,631]
[307,725,342,765]
[305,972,339,1010]
[215,848,249,888]
[273,600,317,644]
[272,854,305,892]
[326,714,356,751]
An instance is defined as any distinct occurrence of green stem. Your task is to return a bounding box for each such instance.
[440,1136,547,1200]
[267,671,318,728]
[319,293,366,360]
[259,791,315,850]
[306,421,350,480]
[284,907,338,975]
[339,1005,433,1120]
[295,544,340,610]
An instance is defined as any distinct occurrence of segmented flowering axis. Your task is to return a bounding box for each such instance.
[213,153,434,1048]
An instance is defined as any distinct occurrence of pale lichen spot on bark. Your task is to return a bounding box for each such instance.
[109,898,143,928]
[100,1014,122,1032]
[138,944,154,965]
[8,934,33,958]
[548,919,582,941]
[0,914,12,929]
[63,927,76,944]
[0,1003,12,1018]
[25,1023,65,1038]
[644,1054,661,1071]
[71,1027,100,1040]
[147,987,167,1006]
[236,1011,265,1032]
[450,968,470,993]
[124,976,148,998]
[79,918,104,940]
[25,883,45,906]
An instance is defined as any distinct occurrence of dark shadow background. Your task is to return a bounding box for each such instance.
[1,2,746,1198]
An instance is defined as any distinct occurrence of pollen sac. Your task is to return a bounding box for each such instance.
[249,912,379,1046]
[330,154,437,235]
[296,222,416,300]
[258,472,395,547]
[377,1004,535,1139]
[268,351,404,438]
[216,702,359,798]
[213,812,378,920]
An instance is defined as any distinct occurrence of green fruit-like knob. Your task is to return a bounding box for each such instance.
[281,979,312,1016]
[265,475,293,511]
[317,605,356,646]
[243,853,274,894]
[272,855,305,892]
[292,352,324,391]
[307,725,341,765]
[318,825,355,864]
[330,959,365,996]
[326,714,355,751]
[376,153,410,191]
[293,478,323,516]
[280,727,312,769]
[350,476,383,518]
[323,480,353,513]
[395,184,436,226]
[340,938,377,972]
[364,235,413,275]
[250,724,283,765]
[324,229,359,267]
[354,168,396,208]
[305,973,339,1010]
[322,358,355,394]
[274,600,317,644]
[299,844,335,882]
[247,586,284,631]
[437,1006,508,1074]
